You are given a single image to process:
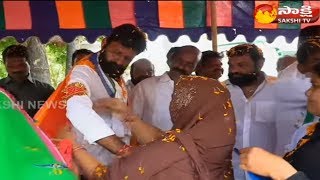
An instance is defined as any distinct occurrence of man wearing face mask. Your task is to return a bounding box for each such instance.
[130,46,201,131]
[225,44,277,180]
[35,24,147,166]
[126,58,154,96]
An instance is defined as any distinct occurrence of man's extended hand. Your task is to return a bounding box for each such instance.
[96,135,126,155]
[93,98,137,123]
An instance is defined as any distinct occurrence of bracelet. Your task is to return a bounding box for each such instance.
[124,114,138,122]
[116,144,132,156]
[73,145,86,152]
[92,164,108,179]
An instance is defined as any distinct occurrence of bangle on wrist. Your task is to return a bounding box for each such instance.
[116,144,132,156]
[92,164,108,178]
[73,145,86,153]
[124,114,137,121]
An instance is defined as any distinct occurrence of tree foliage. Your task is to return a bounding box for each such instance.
[45,43,67,88]
[97,36,105,43]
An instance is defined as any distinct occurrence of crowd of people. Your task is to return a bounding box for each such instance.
[0,23,320,180]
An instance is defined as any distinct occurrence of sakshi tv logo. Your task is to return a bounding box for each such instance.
[254,4,320,24]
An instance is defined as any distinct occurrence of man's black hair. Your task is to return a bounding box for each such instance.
[298,25,320,47]
[2,45,29,63]
[106,24,147,54]
[297,40,320,64]
[72,49,93,64]
[198,50,223,66]
[227,44,264,63]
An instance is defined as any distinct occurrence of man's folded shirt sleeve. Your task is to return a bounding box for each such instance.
[66,66,115,144]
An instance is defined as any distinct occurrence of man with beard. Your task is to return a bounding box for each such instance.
[126,58,154,96]
[195,50,224,80]
[225,44,277,180]
[130,46,200,131]
[35,24,147,167]
[0,45,54,117]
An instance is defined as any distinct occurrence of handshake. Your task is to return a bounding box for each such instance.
[93,98,139,124]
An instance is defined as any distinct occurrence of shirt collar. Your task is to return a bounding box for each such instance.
[159,72,173,83]
[3,76,11,84]
[126,80,134,87]
[4,74,34,84]
[27,74,34,83]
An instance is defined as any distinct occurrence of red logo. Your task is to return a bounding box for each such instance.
[254,4,320,24]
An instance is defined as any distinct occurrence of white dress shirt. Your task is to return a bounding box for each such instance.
[277,61,300,79]
[66,65,130,165]
[130,72,174,131]
[274,62,313,155]
[126,80,135,98]
[286,122,314,152]
[226,78,277,180]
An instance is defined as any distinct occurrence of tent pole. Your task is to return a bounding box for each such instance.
[210,1,218,51]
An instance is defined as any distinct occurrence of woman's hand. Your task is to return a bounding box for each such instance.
[240,147,297,180]
[56,125,77,144]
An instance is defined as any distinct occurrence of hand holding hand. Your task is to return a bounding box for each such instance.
[93,98,138,123]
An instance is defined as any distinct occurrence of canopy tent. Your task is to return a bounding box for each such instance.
[0,1,319,44]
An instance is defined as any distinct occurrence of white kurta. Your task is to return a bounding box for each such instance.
[66,65,130,166]
[277,61,300,79]
[274,62,314,155]
[226,79,277,180]
[130,72,174,131]
[126,80,135,100]
[286,122,314,152]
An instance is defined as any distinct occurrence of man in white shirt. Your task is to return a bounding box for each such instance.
[64,24,146,165]
[226,44,277,180]
[273,61,311,155]
[130,46,201,131]
[274,25,320,156]
[126,58,154,97]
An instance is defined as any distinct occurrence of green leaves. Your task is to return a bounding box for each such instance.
[45,43,67,88]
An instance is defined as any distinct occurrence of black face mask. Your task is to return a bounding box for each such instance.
[98,51,126,79]
[228,72,258,86]
[131,75,151,85]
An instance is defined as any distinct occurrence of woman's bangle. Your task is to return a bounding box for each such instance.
[73,145,86,153]
[116,144,132,156]
[124,114,139,122]
[92,164,108,179]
